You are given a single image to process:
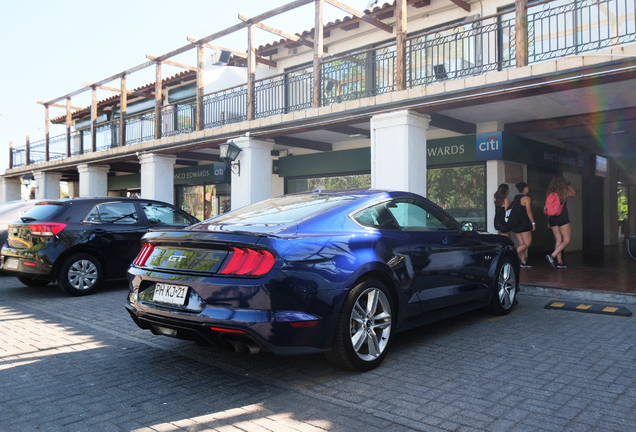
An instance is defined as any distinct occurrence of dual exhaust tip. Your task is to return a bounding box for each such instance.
[224,338,260,355]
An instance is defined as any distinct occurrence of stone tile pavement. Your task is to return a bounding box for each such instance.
[1,275,636,431]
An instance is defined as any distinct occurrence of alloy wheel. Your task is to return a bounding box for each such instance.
[498,262,516,309]
[68,260,98,291]
[349,287,392,361]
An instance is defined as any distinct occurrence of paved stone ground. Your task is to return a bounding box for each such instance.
[1,276,636,432]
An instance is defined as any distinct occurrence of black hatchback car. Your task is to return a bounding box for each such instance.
[1,198,198,295]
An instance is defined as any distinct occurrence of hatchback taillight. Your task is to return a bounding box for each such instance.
[218,247,275,276]
[27,223,66,237]
[134,243,155,266]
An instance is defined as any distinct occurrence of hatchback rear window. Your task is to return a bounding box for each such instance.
[20,203,66,221]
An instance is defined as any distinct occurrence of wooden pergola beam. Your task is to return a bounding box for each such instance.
[449,0,471,12]
[43,1,314,107]
[165,0,314,64]
[146,55,197,72]
[44,61,154,105]
[186,36,277,68]
[37,101,83,111]
[324,0,393,33]
[81,82,153,100]
[238,14,328,53]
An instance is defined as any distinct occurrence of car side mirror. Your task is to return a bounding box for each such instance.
[460,221,478,232]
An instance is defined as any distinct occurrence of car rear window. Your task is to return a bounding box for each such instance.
[208,194,356,226]
[20,202,66,221]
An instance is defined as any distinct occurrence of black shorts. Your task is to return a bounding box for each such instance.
[549,205,570,227]
[512,219,533,234]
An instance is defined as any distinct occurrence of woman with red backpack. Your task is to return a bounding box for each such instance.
[545,174,578,269]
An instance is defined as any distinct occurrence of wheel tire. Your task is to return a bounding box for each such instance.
[17,276,50,287]
[57,253,104,296]
[325,278,395,372]
[487,257,518,316]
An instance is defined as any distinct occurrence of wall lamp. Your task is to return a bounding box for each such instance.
[219,141,243,176]
[20,174,34,187]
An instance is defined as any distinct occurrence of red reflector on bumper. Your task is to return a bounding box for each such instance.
[23,262,36,267]
[209,326,246,333]
[290,320,318,328]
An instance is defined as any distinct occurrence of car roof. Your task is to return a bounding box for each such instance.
[34,197,167,204]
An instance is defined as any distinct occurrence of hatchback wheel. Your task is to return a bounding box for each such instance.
[326,278,394,371]
[17,276,50,288]
[58,253,103,296]
[487,257,518,315]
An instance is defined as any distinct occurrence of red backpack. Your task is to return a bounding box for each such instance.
[544,192,564,216]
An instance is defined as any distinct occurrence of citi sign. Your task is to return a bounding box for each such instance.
[476,131,503,161]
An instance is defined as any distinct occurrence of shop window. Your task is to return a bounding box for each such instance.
[287,174,371,194]
[427,165,485,229]
[177,184,231,221]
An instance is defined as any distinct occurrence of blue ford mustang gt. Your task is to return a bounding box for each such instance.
[125,190,519,371]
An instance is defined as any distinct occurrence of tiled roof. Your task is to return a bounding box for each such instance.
[256,1,400,53]
[51,70,196,124]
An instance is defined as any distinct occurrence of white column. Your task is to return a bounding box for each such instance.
[476,121,505,134]
[139,153,176,204]
[78,164,110,198]
[230,137,275,210]
[0,177,21,203]
[66,181,80,198]
[33,171,63,200]
[370,110,430,197]
[271,157,284,198]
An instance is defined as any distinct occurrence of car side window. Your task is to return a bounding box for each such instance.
[141,202,192,226]
[384,199,456,231]
[84,202,139,224]
[352,203,400,230]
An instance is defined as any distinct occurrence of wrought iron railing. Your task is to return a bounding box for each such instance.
[12,144,27,168]
[95,121,120,151]
[203,85,247,128]
[528,0,636,62]
[29,139,46,164]
[69,131,84,157]
[125,112,155,146]
[49,133,68,160]
[322,45,397,106]
[11,0,636,167]
[407,15,517,87]
[162,101,196,137]
[255,69,314,118]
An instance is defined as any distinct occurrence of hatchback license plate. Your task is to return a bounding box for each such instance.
[153,283,187,306]
[4,259,18,270]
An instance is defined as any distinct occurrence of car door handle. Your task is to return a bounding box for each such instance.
[92,229,107,234]
[414,246,432,255]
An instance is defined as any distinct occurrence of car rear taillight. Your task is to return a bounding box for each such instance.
[28,223,66,236]
[218,247,275,276]
[134,243,155,266]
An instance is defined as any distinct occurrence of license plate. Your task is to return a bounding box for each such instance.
[4,259,18,270]
[153,283,188,306]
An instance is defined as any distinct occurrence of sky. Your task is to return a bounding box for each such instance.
[0,0,371,173]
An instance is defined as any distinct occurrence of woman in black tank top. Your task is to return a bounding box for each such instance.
[493,184,510,238]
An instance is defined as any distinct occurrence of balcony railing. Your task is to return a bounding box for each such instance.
[203,85,247,129]
[11,0,635,168]
[528,0,636,62]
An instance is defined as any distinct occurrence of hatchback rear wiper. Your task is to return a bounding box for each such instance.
[20,217,36,222]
